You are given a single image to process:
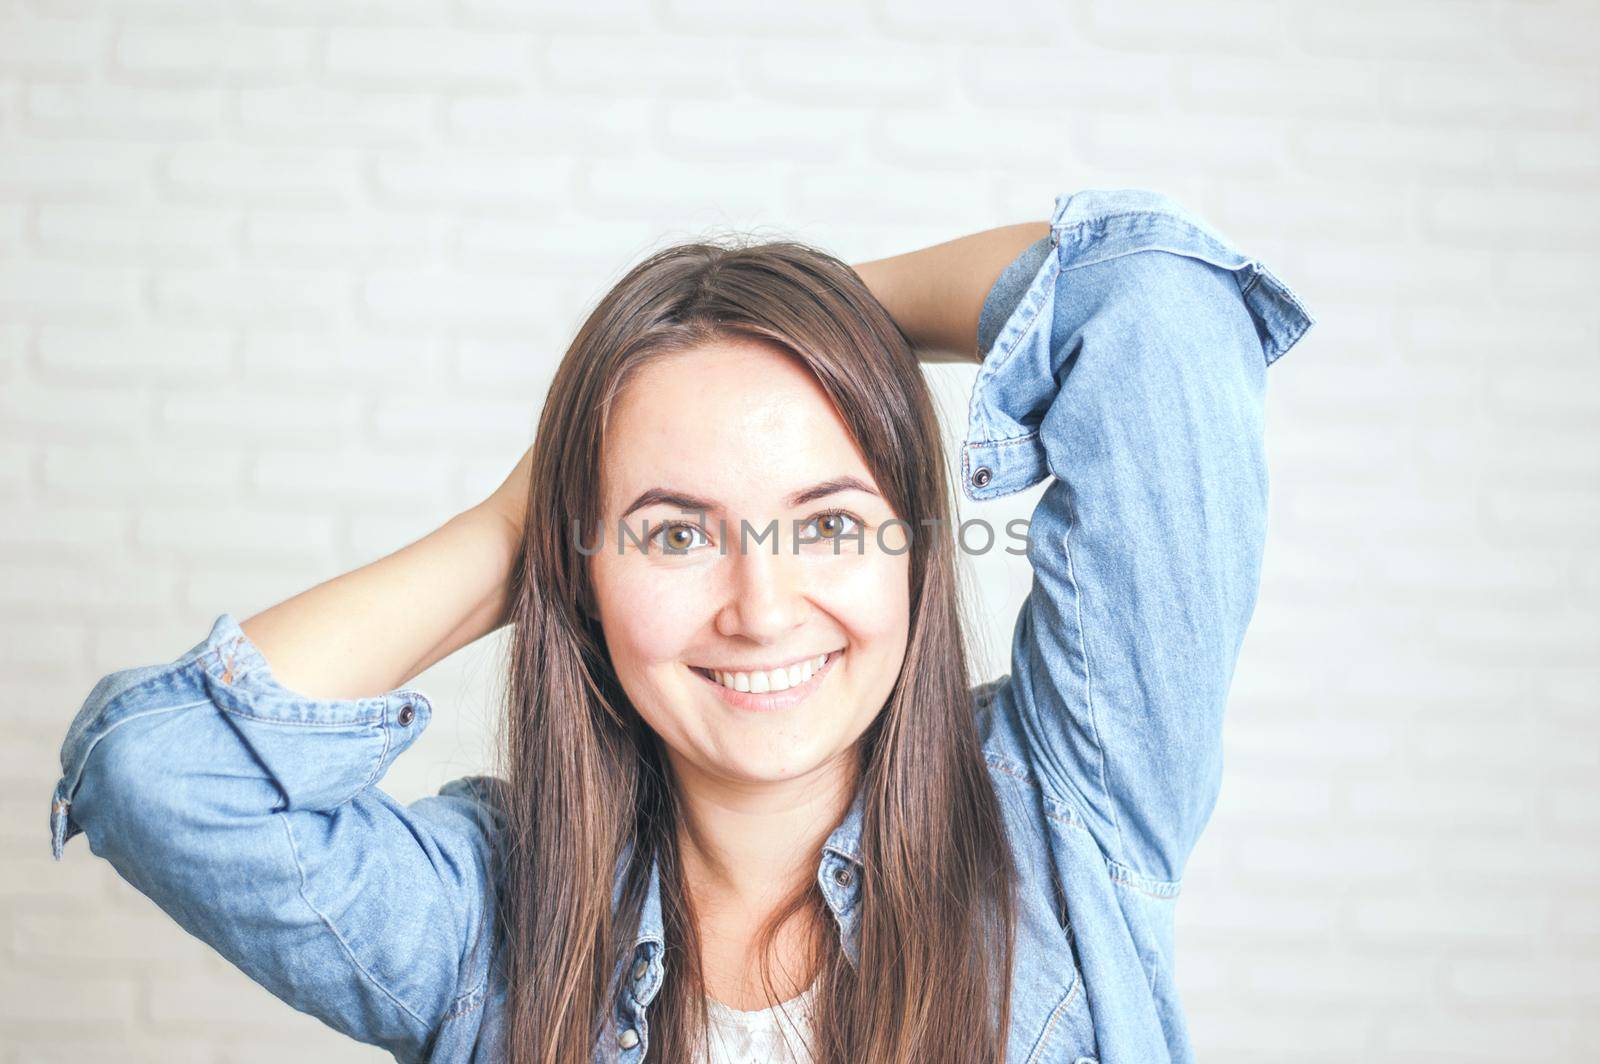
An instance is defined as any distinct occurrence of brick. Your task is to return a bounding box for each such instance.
[133,506,338,563]
[1352,890,1546,945]
[0,376,150,441]
[793,170,996,224]
[1181,56,1382,118]
[143,970,331,1033]
[1485,485,1600,541]
[369,150,570,212]
[236,86,432,146]
[241,208,450,265]
[324,27,530,90]
[745,43,945,105]
[238,327,445,391]
[1188,1006,1374,1056]
[1294,0,1498,61]
[1084,0,1285,52]
[163,144,361,208]
[1082,113,1288,174]
[148,267,346,327]
[0,11,107,78]
[1400,305,1597,367]
[873,110,1084,168]
[250,448,452,505]
[0,261,141,322]
[544,33,737,97]
[14,1034,214,1064]
[1290,121,1496,176]
[41,441,243,502]
[1504,0,1600,65]
[157,389,363,444]
[0,845,103,902]
[235,0,449,25]
[0,970,136,1027]
[573,164,787,223]
[1212,177,1407,241]
[1345,777,1534,831]
[1180,886,1333,942]
[1378,1012,1580,1056]
[1500,248,1600,302]
[457,0,647,30]
[961,48,1175,112]
[24,83,226,140]
[1213,770,1337,823]
[1508,129,1600,182]
[0,560,177,618]
[1388,65,1597,128]
[1421,185,1600,249]
[361,268,567,331]
[658,0,865,36]
[0,504,129,555]
[35,324,236,382]
[366,394,535,444]
[444,94,653,152]
[14,910,211,967]
[33,203,236,267]
[656,101,871,162]
[452,335,559,391]
[113,25,312,86]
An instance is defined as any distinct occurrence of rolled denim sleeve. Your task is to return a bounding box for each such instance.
[49,612,501,1062]
[966,188,1315,884]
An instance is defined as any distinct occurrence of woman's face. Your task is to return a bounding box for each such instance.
[590,337,911,788]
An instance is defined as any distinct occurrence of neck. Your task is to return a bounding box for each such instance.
[671,753,857,910]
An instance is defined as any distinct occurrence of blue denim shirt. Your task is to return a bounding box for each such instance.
[49,188,1314,1064]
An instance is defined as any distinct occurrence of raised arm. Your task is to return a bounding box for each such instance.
[856,189,1315,885]
[850,221,1050,364]
[238,444,533,699]
[50,446,537,1059]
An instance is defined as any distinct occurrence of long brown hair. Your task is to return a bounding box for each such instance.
[480,235,1019,1063]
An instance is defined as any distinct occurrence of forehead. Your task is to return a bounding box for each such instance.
[600,338,872,513]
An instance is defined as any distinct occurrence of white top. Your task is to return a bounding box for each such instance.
[700,980,820,1064]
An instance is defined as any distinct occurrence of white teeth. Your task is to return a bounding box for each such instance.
[703,651,836,693]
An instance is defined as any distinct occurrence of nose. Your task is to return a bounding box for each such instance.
[714,537,808,643]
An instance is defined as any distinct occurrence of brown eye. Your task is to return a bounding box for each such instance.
[653,523,707,554]
[800,511,861,543]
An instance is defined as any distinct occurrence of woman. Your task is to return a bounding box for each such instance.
[49,187,1314,1063]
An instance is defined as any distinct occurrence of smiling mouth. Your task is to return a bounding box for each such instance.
[688,649,844,710]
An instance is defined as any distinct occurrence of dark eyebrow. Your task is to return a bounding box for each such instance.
[620,475,880,519]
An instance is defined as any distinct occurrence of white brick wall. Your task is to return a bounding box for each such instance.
[4,1,1595,1060]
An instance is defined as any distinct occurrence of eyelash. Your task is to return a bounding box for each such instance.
[647,510,865,554]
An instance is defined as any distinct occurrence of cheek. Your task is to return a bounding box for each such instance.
[812,549,911,656]
[591,559,718,681]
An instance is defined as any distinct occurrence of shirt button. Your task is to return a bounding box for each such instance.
[971,466,993,488]
[397,703,416,726]
[832,866,854,888]
[618,1027,640,1050]
[631,957,648,981]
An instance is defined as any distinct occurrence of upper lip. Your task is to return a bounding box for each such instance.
[690,649,842,674]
